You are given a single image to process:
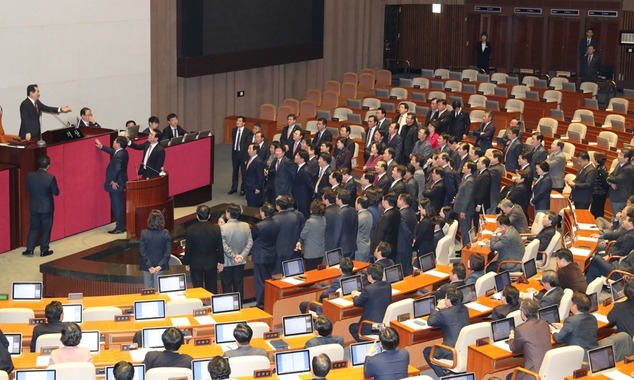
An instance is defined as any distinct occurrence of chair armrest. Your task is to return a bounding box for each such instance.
[497,260,522,272]
[429,343,458,369]
[605,255,623,263]
[607,270,633,282]
[358,320,378,341]
[510,367,540,380]
[307,301,323,316]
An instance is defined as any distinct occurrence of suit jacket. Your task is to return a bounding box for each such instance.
[436,110,452,135]
[473,122,495,151]
[546,151,567,189]
[607,299,634,337]
[489,163,506,209]
[343,178,358,204]
[143,350,193,370]
[273,210,302,261]
[405,177,418,209]
[609,228,634,257]
[476,41,492,70]
[183,222,223,270]
[388,178,406,196]
[324,204,339,251]
[129,141,166,178]
[370,207,400,257]
[571,164,597,205]
[19,98,60,139]
[607,161,634,203]
[433,280,465,300]
[313,129,333,151]
[509,319,552,380]
[427,304,470,357]
[78,120,101,128]
[491,226,525,271]
[553,313,599,355]
[375,258,395,268]
[385,133,403,163]
[356,209,373,259]
[535,225,556,252]
[139,229,172,271]
[251,217,281,264]
[507,182,531,214]
[537,287,564,309]
[425,109,439,128]
[423,179,446,214]
[531,174,552,211]
[231,127,253,161]
[306,156,319,179]
[413,217,435,256]
[454,174,475,214]
[474,169,492,211]
[304,335,344,348]
[300,215,326,259]
[0,329,14,374]
[245,156,265,203]
[221,219,253,267]
[293,164,314,218]
[396,207,417,275]
[162,125,187,140]
[375,173,391,194]
[353,280,392,324]
[581,54,601,80]
[257,142,270,162]
[30,321,67,352]
[334,205,358,254]
[334,148,353,170]
[363,348,410,380]
[26,169,59,213]
[449,109,470,140]
[504,138,522,173]
[280,124,300,149]
[101,147,129,193]
[579,37,599,58]
[224,345,268,358]
[273,156,295,197]
[376,118,390,132]
[557,262,587,294]
[530,145,548,169]
[442,166,458,205]
[491,303,520,320]
[508,204,530,233]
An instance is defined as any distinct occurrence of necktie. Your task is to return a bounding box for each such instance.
[235,129,241,150]
[246,157,253,170]
[367,128,374,148]
[276,159,280,172]
[315,167,324,193]
[34,102,39,113]
[287,127,293,139]
[173,128,178,138]
[504,140,511,162]
[587,55,592,66]
[143,144,154,167]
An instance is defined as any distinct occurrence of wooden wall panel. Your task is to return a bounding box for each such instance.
[619,11,634,81]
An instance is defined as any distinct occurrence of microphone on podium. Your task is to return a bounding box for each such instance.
[142,164,166,177]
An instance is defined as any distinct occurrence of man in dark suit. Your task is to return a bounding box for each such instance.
[555,248,587,294]
[143,327,193,370]
[533,212,557,252]
[529,134,548,170]
[244,143,265,207]
[254,131,270,162]
[552,292,599,359]
[400,113,418,164]
[305,317,344,348]
[474,157,492,228]
[19,84,71,140]
[374,160,391,194]
[0,329,14,374]
[425,98,439,128]
[438,153,457,205]
[580,45,600,81]
[162,113,187,140]
[77,107,101,128]
[473,110,495,151]
[579,28,599,61]
[183,205,223,293]
[388,165,407,196]
[30,301,66,352]
[535,269,564,308]
[280,113,300,153]
[385,123,403,164]
[229,116,253,195]
[370,192,400,258]
[96,136,129,234]
[363,327,410,380]
[286,128,304,159]
[503,126,522,173]
[292,150,314,219]
[365,116,381,162]
[436,99,452,135]
[313,118,332,152]
[531,161,553,214]
[349,264,392,342]
[333,189,358,259]
[509,299,553,380]
[375,107,390,132]
[395,193,417,276]
[448,101,471,141]
[433,262,466,300]
[341,167,357,204]
[373,242,395,268]
[273,196,303,273]
[607,279,634,337]
[607,148,634,215]
[24,155,59,257]
[454,161,476,244]
[424,287,470,377]
[313,153,333,199]
[272,145,294,198]
[567,151,597,209]
[322,189,338,251]
[423,167,446,214]
[128,129,165,179]
[251,203,281,309]
[487,149,506,213]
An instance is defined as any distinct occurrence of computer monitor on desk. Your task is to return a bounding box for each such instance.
[325,248,342,267]
[61,304,83,323]
[211,292,241,314]
[275,349,311,375]
[15,370,56,380]
[282,314,313,337]
[12,282,42,301]
[158,273,187,295]
[214,321,246,344]
[133,300,166,321]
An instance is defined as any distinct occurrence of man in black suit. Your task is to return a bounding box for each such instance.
[580,45,601,82]
[388,165,407,196]
[364,115,380,162]
[423,167,446,214]
[432,262,466,300]
[607,279,634,337]
[349,264,392,342]
[229,116,253,195]
[143,328,193,370]
[273,196,303,273]
[555,248,587,294]
[30,301,66,352]
[607,148,634,215]
[567,151,597,209]
[286,128,304,159]
[341,167,357,204]
[333,189,359,259]
[436,99,452,135]
[375,107,390,131]
[292,150,313,219]
[552,292,599,359]
[251,203,281,309]
[313,153,333,199]
[503,126,522,173]
[162,113,187,141]
[322,189,338,251]
[95,136,129,234]
[244,143,265,207]
[77,107,101,128]
[474,156,492,228]
[473,111,495,151]
[438,152,457,205]
[425,98,439,127]
[579,28,599,61]
[363,327,410,380]
[370,192,400,258]
[0,329,14,375]
[373,241,395,268]
[23,155,59,257]
[533,212,557,252]
[449,100,471,141]
[19,84,71,140]
[254,131,270,162]
[385,123,403,163]
[424,287,470,377]
[128,129,165,179]
[529,133,548,170]
[535,270,564,308]
[280,113,300,153]
[374,160,391,194]
[183,205,223,293]
[272,144,294,198]
[313,118,332,152]
[396,193,417,276]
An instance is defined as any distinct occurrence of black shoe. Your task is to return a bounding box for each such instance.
[239,191,245,196]
[40,250,54,257]
[22,250,34,257]
[227,189,237,194]
[108,229,126,234]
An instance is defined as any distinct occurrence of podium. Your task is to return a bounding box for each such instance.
[125,174,174,240]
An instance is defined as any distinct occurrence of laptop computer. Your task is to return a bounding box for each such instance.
[214,320,247,345]
[375,88,390,98]
[584,99,599,109]
[5,333,22,355]
[611,277,626,302]
[457,283,477,304]
[126,125,140,139]
[15,370,56,380]
[381,102,395,112]
[350,341,383,366]
[421,69,434,78]
[588,292,599,313]
[413,296,436,325]
[522,258,537,280]
[449,71,462,80]
[491,317,515,350]
[282,258,305,279]
[340,275,363,296]
[211,292,241,314]
[507,77,519,85]
[441,373,476,380]
[494,271,512,293]
[12,282,42,301]
[282,314,313,337]
[133,299,166,321]
[418,252,436,272]
[477,74,490,82]
[588,345,617,375]
[538,304,560,325]
[78,330,101,353]
[169,136,184,146]
[275,349,311,376]
[191,359,213,380]
[106,364,145,380]
[384,264,404,284]
[157,273,187,297]
[61,304,83,323]
[141,327,169,349]
[325,248,343,267]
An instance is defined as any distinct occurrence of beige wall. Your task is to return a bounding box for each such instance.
[151,0,384,141]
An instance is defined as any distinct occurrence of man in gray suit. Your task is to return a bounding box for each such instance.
[546,139,567,192]
[486,149,506,213]
[552,292,599,360]
[454,161,476,244]
[220,204,253,301]
[355,196,373,262]
[485,214,525,272]
[567,151,597,209]
[224,323,267,358]
[535,269,564,308]
[509,299,552,380]
[499,199,529,233]
[607,148,634,215]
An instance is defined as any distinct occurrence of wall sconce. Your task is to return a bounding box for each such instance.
[432,4,441,13]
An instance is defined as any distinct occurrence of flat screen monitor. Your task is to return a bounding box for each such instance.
[211,292,241,314]
[494,271,512,293]
[419,252,436,272]
[340,275,363,296]
[282,258,305,278]
[413,296,436,318]
[12,282,42,301]
[157,273,187,294]
[61,304,83,323]
[77,330,100,353]
[441,373,476,380]
[522,259,537,280]
[588,345,616,374]
[5,333,22,355]
[126,125,140,139]
[15,370,56,380]
[526,91,539,100]
[611,278,626,302]
[325,248,342,267]
[588,292,599,313]
[457,283,477,304]
[106,364,145,380]
[282,314,313,337]
[133,300,166,321]
[384,264,404,284]
[538,304,560,324]
[141,327,168,349]
[491,317,515,342]
[214,321,246,344]
[275,349,311,375]
[350,341,382,366]
[468,227,477,245]
[191,359,212,380]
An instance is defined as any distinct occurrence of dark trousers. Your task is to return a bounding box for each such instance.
[27,211,53,252]
[245,187,263,207]
[190,268,218,294]
[253,261,275,308]
[423,346,451,377]
[575,201,591,209]
[109,190,125,230]
[585,255,616,284]
[349,321,373,342]
[230,152,245,192]
[591,194,607,219]
[221,265,245,300]
[395,249,413,277]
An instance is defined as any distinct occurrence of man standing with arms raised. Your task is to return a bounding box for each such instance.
[19,84,71,140]
[95,136,129,234]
